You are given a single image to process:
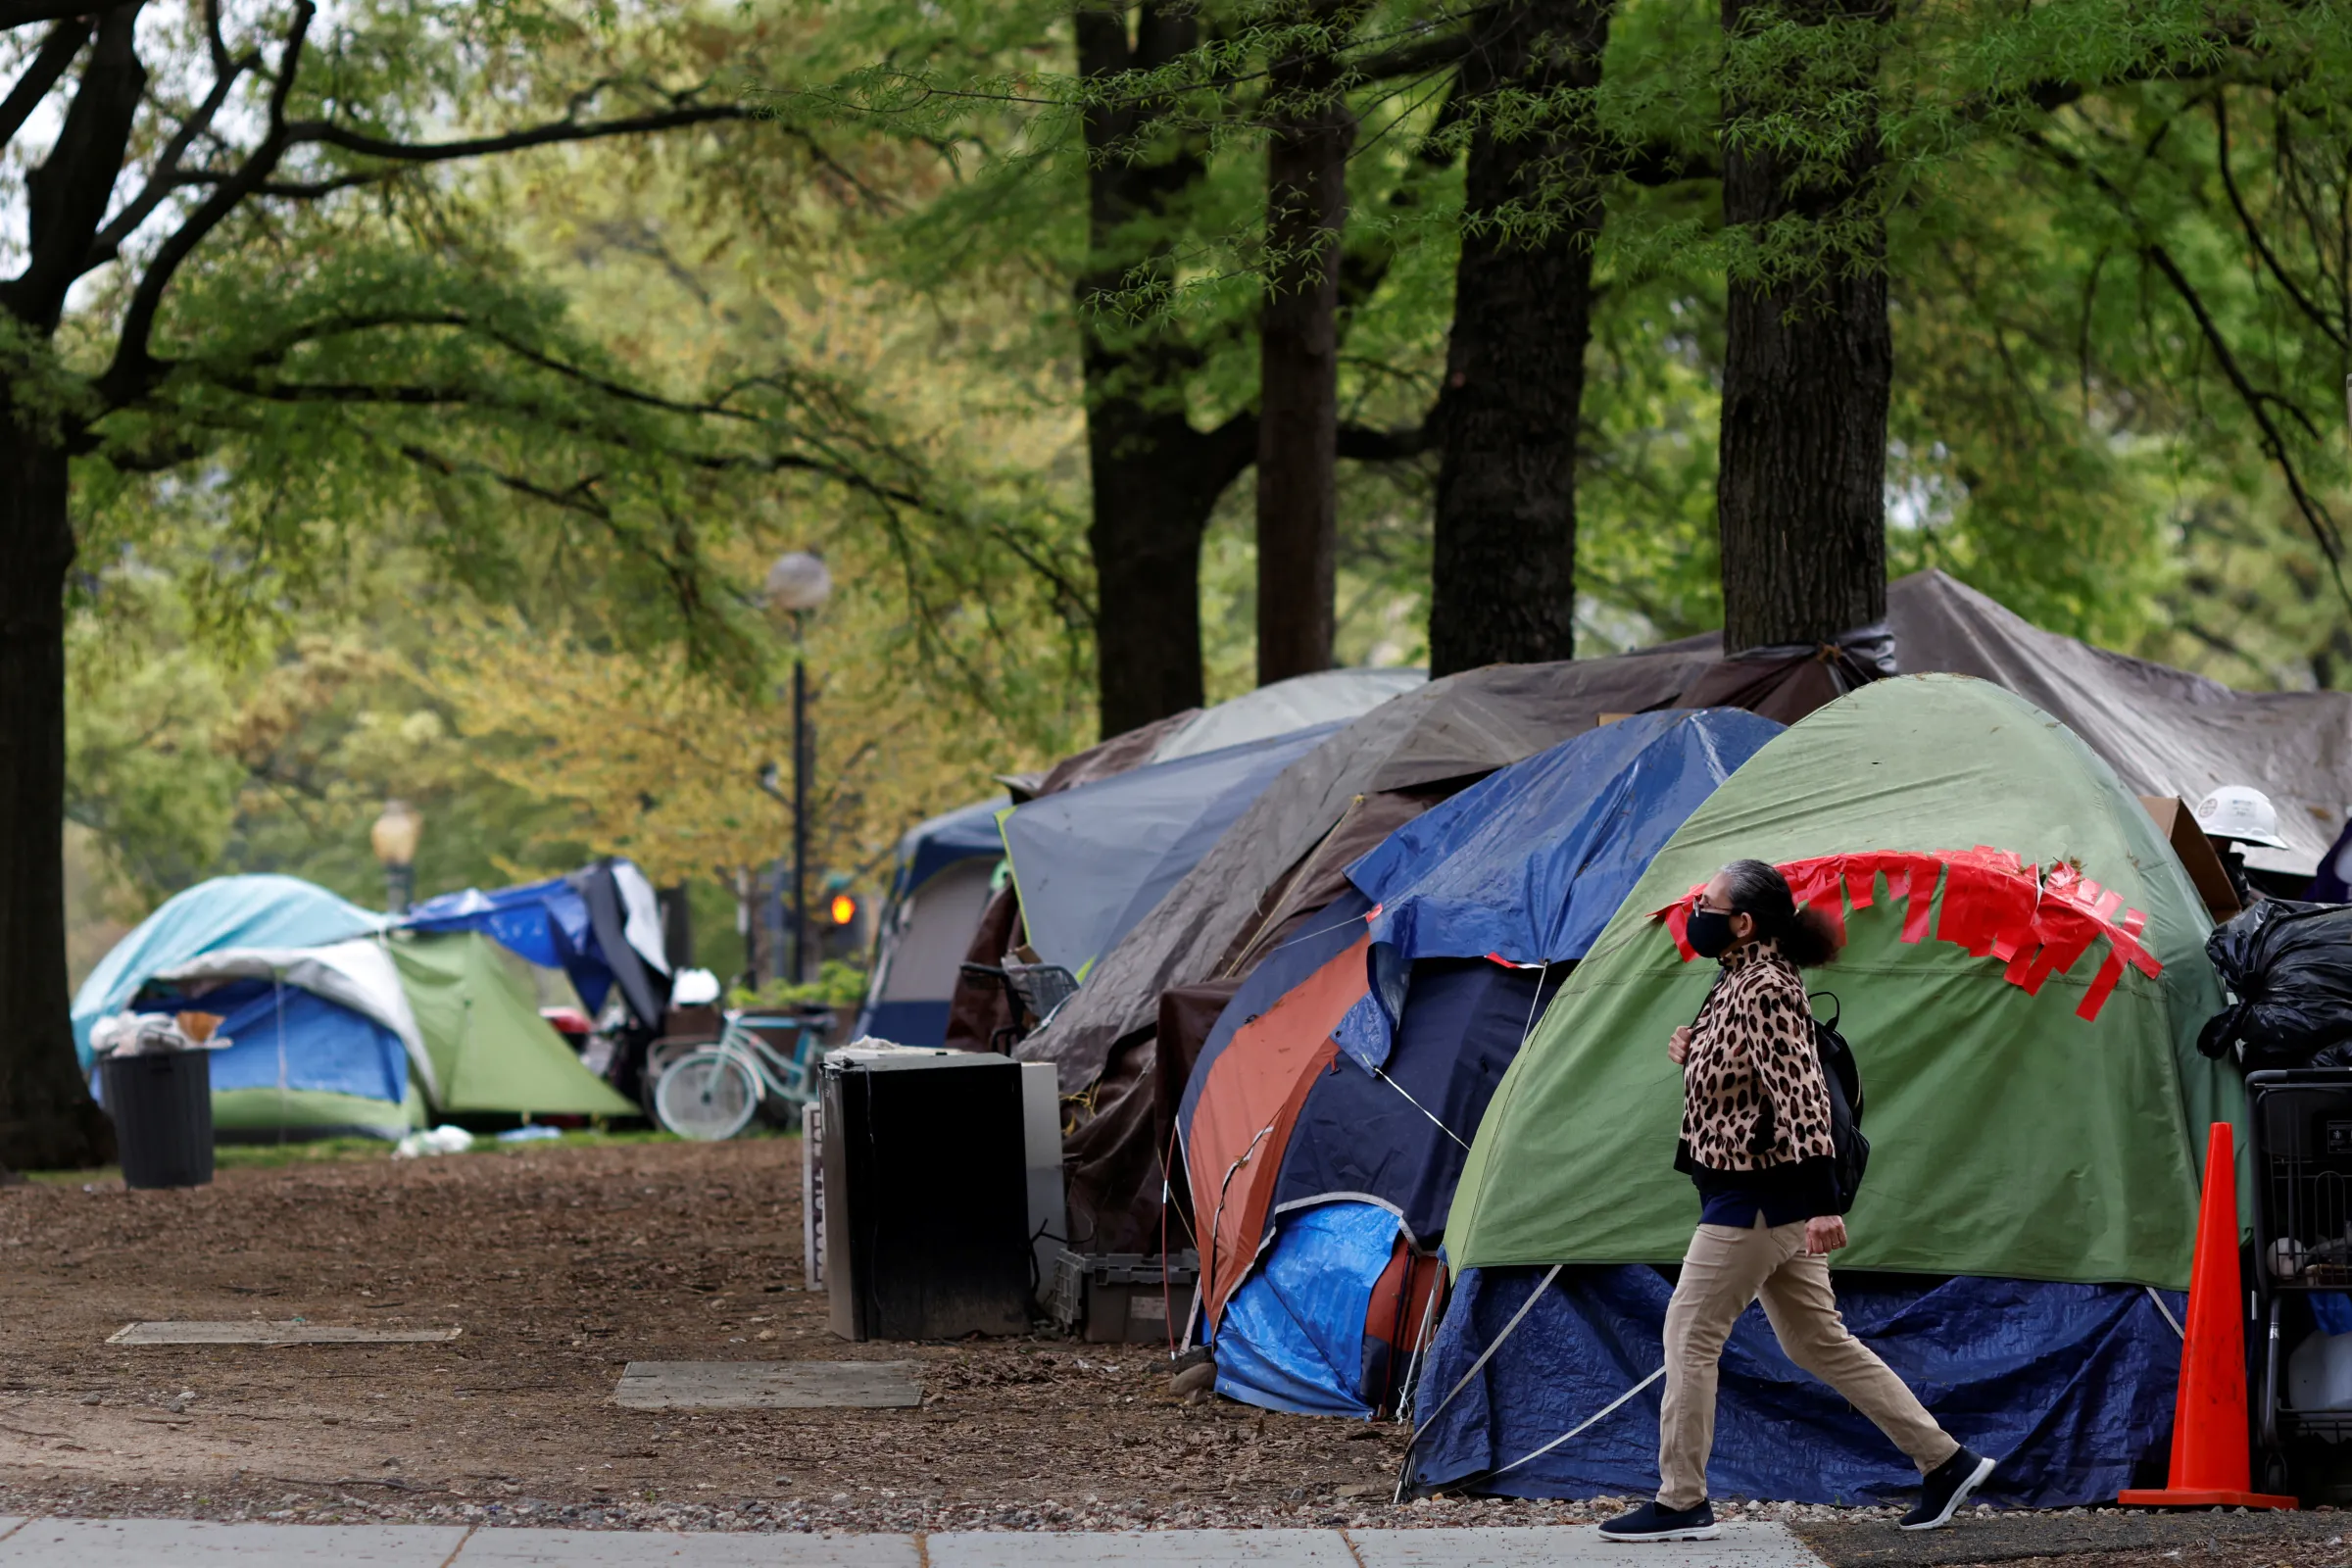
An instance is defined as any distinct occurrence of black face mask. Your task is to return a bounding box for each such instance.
[1688,908,1737,958]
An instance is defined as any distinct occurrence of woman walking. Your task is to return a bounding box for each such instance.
[1600,859,1995,1541]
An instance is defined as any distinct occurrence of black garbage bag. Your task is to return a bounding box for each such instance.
[2198,900,2352,1069]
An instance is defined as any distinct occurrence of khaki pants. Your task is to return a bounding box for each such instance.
[1656,1217,1958,1508]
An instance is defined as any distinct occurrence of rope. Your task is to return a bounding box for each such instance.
[1517,960,1551,1051]
[1490,1366,1667,1479]
[1392,1262,1562,1503]
[1394,1268,1446,1427]
[1373,1067,1469,1152]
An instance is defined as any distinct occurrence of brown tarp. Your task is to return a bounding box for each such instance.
[1059,790,1450,1251]
[1020,568,2352,1098]
[1015,648,1718,1093]
[1884,571,2352,873]
[1060,978,1245,1253]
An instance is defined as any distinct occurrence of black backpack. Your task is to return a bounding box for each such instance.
[1810,991,1871,1215]
[1744,988,1871,1213]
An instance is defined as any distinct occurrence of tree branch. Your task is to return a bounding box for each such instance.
[7,4,145,331]
[2211,89,2346,351]
[100,0,310,398]
[0,0,98,29]
[283,102,751,166]
[1337,415,1433,460]
[2027,126,2348,601]
[81,46,256,276]
[104,73,758,403]
[0,18,89,155]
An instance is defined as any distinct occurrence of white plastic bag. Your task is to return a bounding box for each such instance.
[393,1125,476,1159]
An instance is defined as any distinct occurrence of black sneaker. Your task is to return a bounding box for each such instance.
[1900,1447,1995,1531]
[1598,1499,1720,1542]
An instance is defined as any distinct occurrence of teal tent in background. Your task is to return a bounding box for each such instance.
[74,875,385,1067]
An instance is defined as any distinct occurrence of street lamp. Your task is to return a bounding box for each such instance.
[764,551,833,985]
[369,800,423,915]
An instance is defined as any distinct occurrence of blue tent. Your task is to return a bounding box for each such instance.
[1407,1264,2182,1507]
[73,875,384,1067]
[1004,722,1342,981]
[403,858,669,1028]
[1335,708,1786,1071]
[857,798,1009,1048]
[111,939,430,1140]
[1195,710,1783,1417]
[122,979,415,1138]
[892,799,1008,902]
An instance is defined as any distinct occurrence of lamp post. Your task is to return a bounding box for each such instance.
[764,551,833,985]
[369,800,423,915]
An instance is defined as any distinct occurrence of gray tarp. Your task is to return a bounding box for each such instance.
[1020,568,2352,1093]
[1016,647,1717,1091]
[1887,571,2351,875]
[1148,668,1425,763]
[1004,721,1344,979]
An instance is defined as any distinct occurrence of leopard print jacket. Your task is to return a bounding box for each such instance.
[1677,939,1837,1173]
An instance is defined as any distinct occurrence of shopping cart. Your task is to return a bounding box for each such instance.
[2246,1069,2352,1497]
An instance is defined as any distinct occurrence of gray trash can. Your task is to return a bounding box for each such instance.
[98,1050,214,1189]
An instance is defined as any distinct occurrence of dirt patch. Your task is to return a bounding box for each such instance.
[0,1136,1616,1531]
[8,1139,2336,1544]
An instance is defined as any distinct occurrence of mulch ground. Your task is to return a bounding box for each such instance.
[0,1134,2344,1551]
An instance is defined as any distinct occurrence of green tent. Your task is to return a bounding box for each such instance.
[1448,674,2240,1291]
[392,932,636,1117]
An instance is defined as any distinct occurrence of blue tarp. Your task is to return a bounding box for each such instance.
[1409,1264,2182,1507]
[1213,1202,1404,1419]
[1275,957,1566,1248]
[72,875,385,1067]
[402,870,657,1021]
[405,875,592,975]
[1336,710,1781,1071]
[126,977,408,1105]
[1005,723,1342,979]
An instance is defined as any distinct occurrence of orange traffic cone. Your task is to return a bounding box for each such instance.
[2120,1122,2297,1510]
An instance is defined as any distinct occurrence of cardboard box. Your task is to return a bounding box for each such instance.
[2140,796,2243,921]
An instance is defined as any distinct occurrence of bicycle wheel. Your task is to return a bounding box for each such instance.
[653,1050,760,1142]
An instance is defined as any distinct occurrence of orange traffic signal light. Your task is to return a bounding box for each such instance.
[829,892,858,927]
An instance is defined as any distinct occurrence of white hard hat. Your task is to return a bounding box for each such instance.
[2194,785,2290,849]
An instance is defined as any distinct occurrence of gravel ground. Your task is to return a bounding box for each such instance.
[0,1135,2337,1549]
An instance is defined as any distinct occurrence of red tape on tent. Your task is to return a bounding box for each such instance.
[1655,848,2161,1021]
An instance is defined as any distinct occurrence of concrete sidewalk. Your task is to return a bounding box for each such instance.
[0,1517,1826,1566]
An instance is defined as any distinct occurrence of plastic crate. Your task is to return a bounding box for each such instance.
[1045,1250,1200,1345]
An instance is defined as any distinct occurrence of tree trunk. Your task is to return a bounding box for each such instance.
[1077,4,1260,736]
[1084,394,1253,736]
[1428,0,1612,676]
[1714,0,1892,652]
[0,409,116,1171]
[1254,5,1354,685]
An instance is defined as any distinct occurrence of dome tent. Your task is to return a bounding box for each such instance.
[129,939,430,1141]
[1411,675,2241,1505]
[857,798,1010,1048]
[73,874,384,1067]
[1184,710,1784,1417]
[391,932,635,1118]
[1002,720,1345,983]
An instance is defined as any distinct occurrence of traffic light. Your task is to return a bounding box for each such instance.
[828,891,858,927]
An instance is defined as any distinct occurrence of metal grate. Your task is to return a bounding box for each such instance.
[2260,1087,2352,1291]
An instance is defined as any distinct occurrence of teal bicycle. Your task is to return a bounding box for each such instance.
[651,1011,827,1141]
